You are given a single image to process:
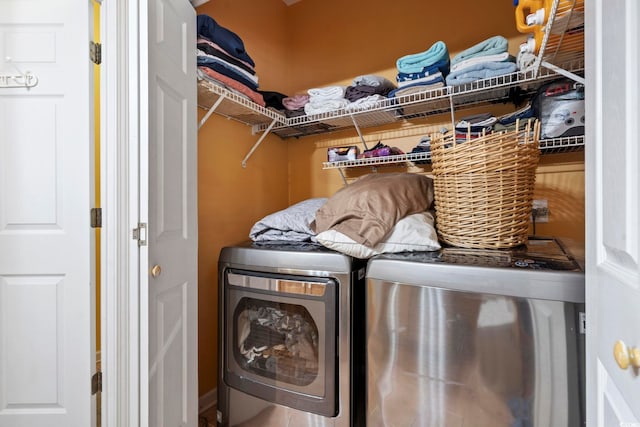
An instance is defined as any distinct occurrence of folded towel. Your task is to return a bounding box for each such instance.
[451,35,509,66]
[197,50,259,86]
[396,41,450,74]
[450,52,512,73]
[396,59,448,83]
[445,61,517,86]
[388,76,446,98]
[397,71,443,88]
[307,85,346,100]
[345,94,386,112]
[304,98,350,115]
[282,94,310,110]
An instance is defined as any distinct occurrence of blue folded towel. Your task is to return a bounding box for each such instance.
[445,61,517,86]
[396,58,450,82]
[396,41,450,74]
[451,35,509,66]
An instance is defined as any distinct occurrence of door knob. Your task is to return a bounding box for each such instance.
[151,264,162,278]
[613,340,640,370]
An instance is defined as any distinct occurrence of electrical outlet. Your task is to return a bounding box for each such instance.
[531,199,549,223]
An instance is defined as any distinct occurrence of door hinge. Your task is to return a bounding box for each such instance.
[91,371,102,395]
[133,222,147,246]
[90,41,102,65]
[579,312,586,334]
[90,208,102,228]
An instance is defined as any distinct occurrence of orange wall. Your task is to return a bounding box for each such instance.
[195,0,290,396]
[195,0,586,397]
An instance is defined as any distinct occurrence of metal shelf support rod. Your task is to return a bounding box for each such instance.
[198,94,226,130]
[540,61,585,85]
[241,118,278,168]
[338,168,348,186]
[350,114,369,150]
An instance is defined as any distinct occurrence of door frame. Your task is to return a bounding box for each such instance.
[100,0,147,426]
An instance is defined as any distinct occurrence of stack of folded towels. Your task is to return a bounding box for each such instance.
[388,41,450,99]
[454,112,497,142]
[196,14,264,107]
[304,85,349,116]
[446,35,517,87]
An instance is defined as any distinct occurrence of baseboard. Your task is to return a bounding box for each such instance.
[199,388,217,414]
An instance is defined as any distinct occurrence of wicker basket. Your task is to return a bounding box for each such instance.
[430,120,540,249]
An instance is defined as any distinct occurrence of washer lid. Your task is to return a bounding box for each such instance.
[366,237,585,303]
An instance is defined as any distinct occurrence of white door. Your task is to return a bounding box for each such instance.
[144,0,198,426]
[0,1,94,427]
[586,0,640,424]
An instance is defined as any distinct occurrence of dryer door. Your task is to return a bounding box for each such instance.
[223,269,337,417]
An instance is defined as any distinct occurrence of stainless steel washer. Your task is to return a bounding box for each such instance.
[365,237,585,427]
[218,241,366,427]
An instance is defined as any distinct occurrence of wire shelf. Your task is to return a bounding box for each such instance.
[321,135,584,169]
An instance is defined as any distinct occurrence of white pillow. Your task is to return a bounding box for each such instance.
[316,211,441,259]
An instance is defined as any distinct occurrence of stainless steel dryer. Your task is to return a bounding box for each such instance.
[217,241,366,427]
[365,237,585,427]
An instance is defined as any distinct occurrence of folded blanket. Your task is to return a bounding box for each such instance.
[307,85,346,100]
[249,198,327,243]
[396,41,449,74]
[451,35,509,66]
[197,15,255,67]
[445,61,517,86]
[450,52,512,73]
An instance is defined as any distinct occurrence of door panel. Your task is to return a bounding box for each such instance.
[0,1,93,426]
[147,0,197,426]
[586,0,640,424]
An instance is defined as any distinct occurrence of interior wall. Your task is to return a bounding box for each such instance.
[195,0,586,399]
[195,0,290,396]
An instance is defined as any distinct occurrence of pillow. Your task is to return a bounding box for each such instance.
[313,172,435,247]
[316,211,441,259]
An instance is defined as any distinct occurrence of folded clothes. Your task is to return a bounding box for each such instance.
[396,60,447,84]
[197,39,255,75]
[345,83,394,101]
[197,15,255,67]
[198,67,265,107]
[445,61,517,86]
[450,52,512,73]
[456,112,496,127]
[396,41,450,75]
[197,50,259,86]
[352,75,397,91]
[258,91,287,110]
[282,94,310,110]
[451,35,509,66]
[307,85,346,100]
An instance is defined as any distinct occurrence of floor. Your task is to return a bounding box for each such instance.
[200,404,218,427]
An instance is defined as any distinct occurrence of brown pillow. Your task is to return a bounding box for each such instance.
[313,173,434,247]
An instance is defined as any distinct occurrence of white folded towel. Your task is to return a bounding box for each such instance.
[307,85,346,100]
[450,52,511,73]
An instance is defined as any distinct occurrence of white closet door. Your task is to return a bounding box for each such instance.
[586,0,640,424]
[145,0,198,426]
[0,1,94,427]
